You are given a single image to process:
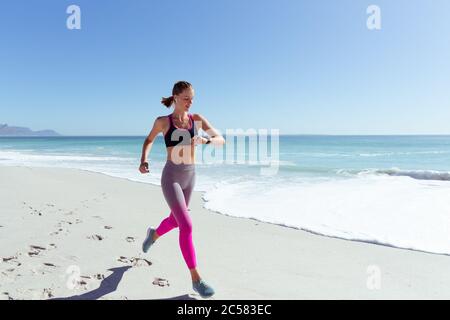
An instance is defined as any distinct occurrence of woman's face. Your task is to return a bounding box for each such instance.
[175,88,195,111]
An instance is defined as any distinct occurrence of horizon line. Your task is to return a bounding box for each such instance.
[2,133,450,138]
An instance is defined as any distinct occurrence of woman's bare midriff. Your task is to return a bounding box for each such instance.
[166,145,196,165]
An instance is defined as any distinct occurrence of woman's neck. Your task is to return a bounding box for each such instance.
[172,110,189,121]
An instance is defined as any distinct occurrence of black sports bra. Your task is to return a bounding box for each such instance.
[164,113,196,147]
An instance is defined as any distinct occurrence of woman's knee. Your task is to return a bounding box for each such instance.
[168,213,179,227]
[178,217,193,234]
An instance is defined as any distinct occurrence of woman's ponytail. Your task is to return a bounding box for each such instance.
[161,96,174,108]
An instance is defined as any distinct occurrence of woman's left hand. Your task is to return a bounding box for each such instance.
[192,136,208,145]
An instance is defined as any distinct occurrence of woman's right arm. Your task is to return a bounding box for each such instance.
[139,117,164,173]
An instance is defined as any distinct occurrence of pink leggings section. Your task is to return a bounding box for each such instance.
[156,161,196,269]
[155,210,195,268]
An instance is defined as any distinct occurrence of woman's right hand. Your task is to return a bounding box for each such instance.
[139,161,149,174]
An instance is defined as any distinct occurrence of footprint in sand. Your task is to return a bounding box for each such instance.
[59,220,73,225]
[74,279,89,290]
[87,234,104,241]
[42,288,54,299]
[43,263,57,268]
[2,256,20,264]
[60,218,82,224]
[23,243,57,258]
[1,268,20,278]
[152,277,170,287]
[28,245,46,257]
[30,262,60,275]
[56,221,73,230]
[25,288,54,299]
[30,209,42,216]
[23,202,43,216]
[117,256,152,267]
[117,256,130,264]
[72,273,105,290]
[81,273,105,281]
[50,226,70,236]
[1,255,22,274]
[1,292,14,300]
[92,273,105,280]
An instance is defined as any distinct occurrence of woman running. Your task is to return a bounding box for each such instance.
[139,81,225,298]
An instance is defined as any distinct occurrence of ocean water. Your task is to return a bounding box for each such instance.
[1,135,450,255]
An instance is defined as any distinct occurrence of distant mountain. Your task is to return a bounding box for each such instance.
[0,123,60,136]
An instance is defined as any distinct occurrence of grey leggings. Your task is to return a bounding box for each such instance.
[155,160,197,269]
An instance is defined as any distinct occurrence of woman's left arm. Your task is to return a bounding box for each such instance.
[193,113,226,146]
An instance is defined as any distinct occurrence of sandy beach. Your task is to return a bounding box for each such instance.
[1,165,450,300]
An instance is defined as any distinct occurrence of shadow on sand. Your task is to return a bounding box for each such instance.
[49,266,131,300]
[48,266,199,300]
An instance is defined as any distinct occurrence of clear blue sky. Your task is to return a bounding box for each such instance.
[1,0,449,135]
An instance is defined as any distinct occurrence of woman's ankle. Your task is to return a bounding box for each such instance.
[190,269,201,282]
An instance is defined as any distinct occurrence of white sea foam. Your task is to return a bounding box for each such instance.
[202,174,450,255]
[359,150,450,157]
[0,150,129,162]
[337,167,450,181]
